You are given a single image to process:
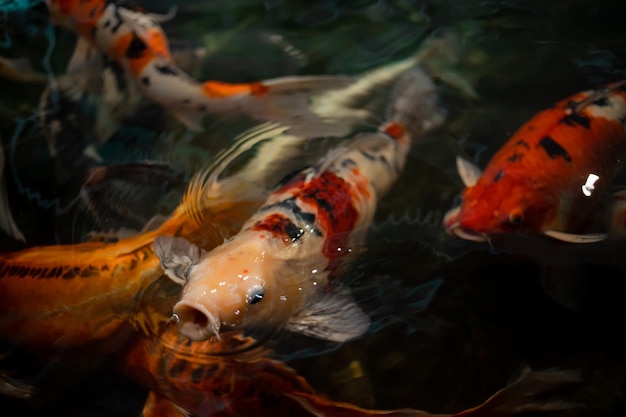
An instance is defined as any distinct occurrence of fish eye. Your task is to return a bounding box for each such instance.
[508,209,524,225]
[247,285,264,304]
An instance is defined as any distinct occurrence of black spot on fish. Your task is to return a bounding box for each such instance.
[125,33,147,60]
[18,266,29,278]
[168,359,188,377]
[492,170,504,182]
[141,76,150,86]
[593,97,610,107]
[154,64,178,76]
[538,136,572,163]
[182,98,191,105]
[103,20,111,29]
[560,112,591,129]
[62,267,81,279]
[507,152,523,163]
[81,266,100,278]
[101,264,110,271]
[359,149,377,161]
[197,105,207,112]
[190,367,205,384]
[515,140,530,149]
[129,258,138,270]
[47,267,60,278]
[260,198,321,236]
[90,26,98,39]
[111,6,124,33]
[341,158,357,169]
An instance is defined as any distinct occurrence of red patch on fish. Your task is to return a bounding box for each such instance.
[251,213,301,242]
[280,172,359,264]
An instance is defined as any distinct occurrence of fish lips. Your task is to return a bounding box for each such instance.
[172,300,222,341]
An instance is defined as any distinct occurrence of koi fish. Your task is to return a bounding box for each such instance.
[444,81,626,243]
[0,121,305,357]
[154,68,446,342]
[45,0,353,135]
[118,321,580,417]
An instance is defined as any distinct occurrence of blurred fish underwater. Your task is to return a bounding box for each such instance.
[1,0,626,416]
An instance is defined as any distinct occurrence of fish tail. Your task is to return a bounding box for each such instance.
[206,75,353,137]
[380,67,446,144]
[452,367,581,417]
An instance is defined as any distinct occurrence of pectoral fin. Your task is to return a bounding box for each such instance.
[154,236,202,285]
[456,156,482,187]
[285,289,370,342]
[543,229,607,243]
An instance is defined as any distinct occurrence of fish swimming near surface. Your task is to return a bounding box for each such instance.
[118,320,581,417]
[44,0,354,135]
[154,67,446,343]
[444,80,626,244]
[0,120,306,361]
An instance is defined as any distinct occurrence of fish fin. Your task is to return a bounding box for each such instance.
[456,156,482,187]
[386,67,446,140]
[153,236,202,285]
[66,37,101,74]
[80,162,184,232]
[456,366,581,415]
[0,364,34,399]
[0,145,25,242]
[543,229,607,243]
[141,391,191,417]
[179,122,292,225]
[226,75,354,137]
[285,289,370,342]
[0,56,47,83]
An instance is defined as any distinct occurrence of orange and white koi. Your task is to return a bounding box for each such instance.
[155,68,446,343]
[45,0,352,134]
[0,121,304,356]
[444,81,626,243]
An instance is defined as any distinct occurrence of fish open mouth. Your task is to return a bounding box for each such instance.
[172,301,221,341]
[447,223,488,243]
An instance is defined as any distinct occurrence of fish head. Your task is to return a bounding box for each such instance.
[172,236,300,341]
[445,177,558,241]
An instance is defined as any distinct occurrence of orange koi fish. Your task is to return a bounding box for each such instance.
[45,0,352,135]
[445,81,626,243]
[119,323,580,417]
[0,121,303,356]
[154,68,446,342]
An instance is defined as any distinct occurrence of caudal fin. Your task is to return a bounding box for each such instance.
[385,67,446,141]
[230,75,354,137]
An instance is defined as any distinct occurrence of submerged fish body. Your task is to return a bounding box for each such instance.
[118,323,580,417]
[156,68,446,342]
[445,81,626,243]
[45,0,352,135]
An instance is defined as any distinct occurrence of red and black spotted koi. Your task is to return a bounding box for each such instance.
[45,0,352,134]
[155,68,445,342]
[445,80,626,243]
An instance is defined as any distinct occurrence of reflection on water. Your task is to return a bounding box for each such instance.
[1,0,626,415]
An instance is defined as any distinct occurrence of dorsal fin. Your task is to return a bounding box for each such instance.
[456,156,483,187]
[178,122,298,227]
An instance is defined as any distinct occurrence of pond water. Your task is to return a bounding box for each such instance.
[1,0,626,416]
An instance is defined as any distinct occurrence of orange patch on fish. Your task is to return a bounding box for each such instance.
[201,81,257,98]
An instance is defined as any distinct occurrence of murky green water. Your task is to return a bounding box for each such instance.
[1,0,626,416]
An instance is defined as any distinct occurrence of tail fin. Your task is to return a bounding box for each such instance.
[212,75,354,137]
[453,367,581,417]
[385,67,446,141]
